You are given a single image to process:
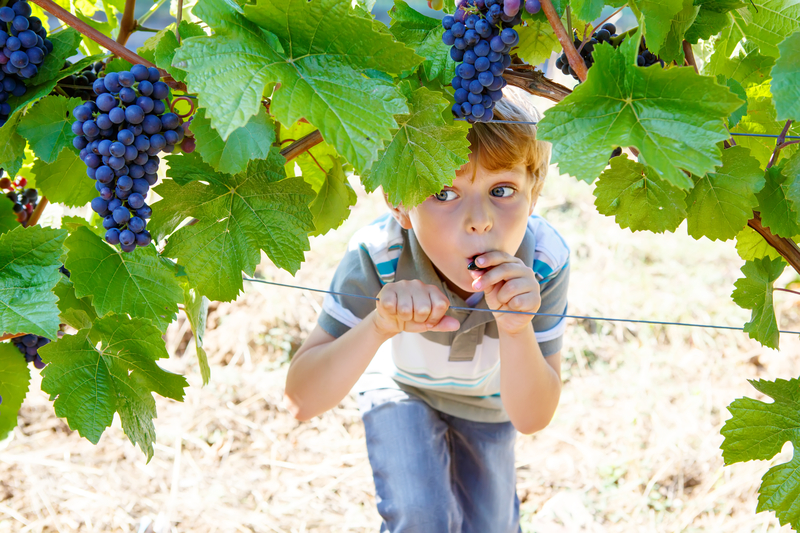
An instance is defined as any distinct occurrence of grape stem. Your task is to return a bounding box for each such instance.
[116,0,137,47]
[176,0,184,43]
[0,332,25,342]
[27,197,48,227]
[28,0,188,92]
[280,138,326,174]
[578,4,627,54]
[682,40,698,74]
[766,120,794,169]
[775,287,800,297]
[748,212,800,277]
[540,0,587,81]
[503,67,572,102]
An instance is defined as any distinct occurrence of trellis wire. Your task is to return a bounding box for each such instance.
[454,118,799,139]
[243,277,800,336]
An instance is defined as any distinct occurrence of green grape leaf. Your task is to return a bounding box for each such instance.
[731,256,785,348]
[516,18,560,66]
[17,96,83,163]
[593,154,687,233]
[32,149,97,207]
[771,31,800,121]
[0,113,26,178]
[628,0,686,54]
[361,84,471,208]
[685,9,733,43]
[0,226,66,338]
[738,0,800,58]
[0,343,30,441]
[536,36,742,189]
[64,226,183,332]
[192,105,276,175]
[152,149,315,301]
[28,28,83,87]
[309,155,357,236]
[174,0,417,172]
[658,0,700,64]
[569,0,607,21]
[155,21,207,82]
[735,226,784,261]
[721,377,800,528]
[704,46,775,88]
[182,285,210,386]
[685,146,764,241]
[40,315,188,459]
[52,276,97,331]
[0,208,17,236]
[722,76,748,128]
[388,0,456,84]
[756,166,800,237]
[734,82,799,165]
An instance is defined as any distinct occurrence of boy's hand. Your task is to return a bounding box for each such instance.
[372,280,461,337]
[469,251,541,335]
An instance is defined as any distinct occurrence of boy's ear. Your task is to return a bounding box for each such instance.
[388,202,413,230]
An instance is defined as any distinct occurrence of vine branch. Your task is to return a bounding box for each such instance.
[27,197,48,227]
[281,130,324,162]
[116,0,137,47]
[682,40,699,74]
[503,67,572,102]
[28,0,187,92]
[541,0,587,82]
[766,120,793,169]
[748,212,800,277]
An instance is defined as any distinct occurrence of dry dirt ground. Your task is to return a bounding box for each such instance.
[2,104,800,533]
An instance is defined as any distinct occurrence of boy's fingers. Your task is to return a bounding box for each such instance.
[411,292,432,324]
[395,292,414,322]
[428,315,461,332]
[378,290,397,314]
[496,277,535,304]
[473,250,517,269]
[427,287,451,322]
[472,262,523,290]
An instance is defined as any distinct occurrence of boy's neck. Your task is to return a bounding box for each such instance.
[432,263,474,301]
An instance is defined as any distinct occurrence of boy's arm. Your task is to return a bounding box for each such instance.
[284,314,392,421]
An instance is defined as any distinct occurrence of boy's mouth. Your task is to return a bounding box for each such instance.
[466,254,483,271]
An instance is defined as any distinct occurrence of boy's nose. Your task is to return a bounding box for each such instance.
[466,209,492,234]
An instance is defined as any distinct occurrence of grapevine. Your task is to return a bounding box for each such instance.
[1,174,37,225]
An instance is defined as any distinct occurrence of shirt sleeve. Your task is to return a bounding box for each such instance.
[317,244,384,338]
[532,262,570,357]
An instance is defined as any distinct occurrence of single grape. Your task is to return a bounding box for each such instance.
[119,229,135,246]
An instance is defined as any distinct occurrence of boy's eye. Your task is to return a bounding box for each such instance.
[433,189,457,201]
[490,186,515,198]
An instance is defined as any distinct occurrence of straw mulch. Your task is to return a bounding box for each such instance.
[2,130,799,532]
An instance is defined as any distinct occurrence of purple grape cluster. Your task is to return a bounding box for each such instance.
[0,0,53,127]
[442,0,538,122]
[12,334,50,369]
[72,64,184,252]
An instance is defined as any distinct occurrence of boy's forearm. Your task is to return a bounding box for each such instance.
[285,311,392,421]
[499,325,561,434]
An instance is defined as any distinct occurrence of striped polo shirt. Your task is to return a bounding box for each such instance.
[318,212,570,423]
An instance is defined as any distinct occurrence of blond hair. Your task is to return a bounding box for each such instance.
[460,88,551,198]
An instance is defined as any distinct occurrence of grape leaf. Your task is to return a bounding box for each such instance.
[516,18,560,67]
[734,82,799,166]
[0,207,18,236]
[182,285,210,386]
[658,0,700,64]
[28,28,83,87]
[0,113,26,178]
[17,95,83,163]
[53,276,97,331]
[174,0,418,172]
[0,343,30,441]
[721,77,748,128]
[738,0,800,58]
[388,0,456,84]
[361,84,471,208]
[64,226,183,332]
[155,21,206,82]
[593,154,687,233]
[628,0,686,54]
[771,31,800,121]
[735,226,784,261]
[536,35,742,189]
[755,166,800,237]
[32,149,97,207]
[704,46,775,88]
[721,377,800,528]
[685,9,733,43]
[569,0,606,21]
[731,256,785,348]
[192,105,276,176]
[152,150,315,301]
[0,226,67,338]
[40,315,188,459]
[685,146,764,241]
[309,155,356,236]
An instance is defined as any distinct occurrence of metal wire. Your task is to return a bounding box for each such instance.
[453,119,798,139]
[243,277,800,336]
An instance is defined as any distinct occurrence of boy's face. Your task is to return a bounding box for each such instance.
[392,161,536,300]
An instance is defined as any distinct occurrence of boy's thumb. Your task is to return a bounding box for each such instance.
[429,316,461,332]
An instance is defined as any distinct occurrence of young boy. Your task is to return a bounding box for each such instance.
[284,90,570,532]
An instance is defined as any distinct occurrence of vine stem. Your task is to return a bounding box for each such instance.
[116,0,137,47]
[766,120,793,169]
[775,287,800,297]
[0,332,24,342]
[682,40,698,74]
[748,212,800,277]
[540,0,587,82]
[27,197,48,227]
[176,0,184,43]
[28,0,187,92]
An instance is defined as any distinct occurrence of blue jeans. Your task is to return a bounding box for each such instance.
[357,388,521,533]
